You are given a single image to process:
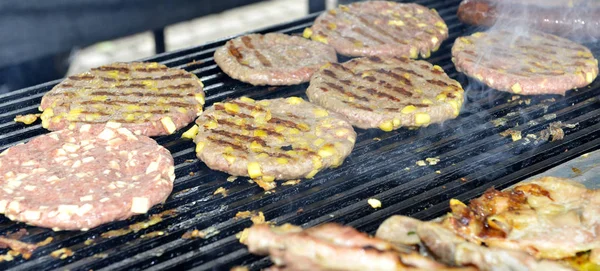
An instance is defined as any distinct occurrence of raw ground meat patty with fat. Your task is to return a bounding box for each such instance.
[306,1,448,58]
[0,122,175,231]
[306,56,464,131]
[452,29,599,95]
[213,33,337,86]
[40,62,205,136]
[194,97,356,190]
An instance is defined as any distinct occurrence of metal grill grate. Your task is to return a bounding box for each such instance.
[1,0,599,270]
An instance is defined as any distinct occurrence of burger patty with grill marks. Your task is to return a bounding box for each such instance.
[452,29,599,95]
[306,56,464,131]
[306,1,448,58]
[0,122,174,231]
[214,33,337,86]
[194,97,355,189]
[40,62,205,136]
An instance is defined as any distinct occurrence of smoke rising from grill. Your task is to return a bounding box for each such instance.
[459,0,600,42]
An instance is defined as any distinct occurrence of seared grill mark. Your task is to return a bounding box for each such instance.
[339,79,352,86]
[134,67,168,72]
[427,79,451,88]
[241,36,255,49]
[354,14,406,44]
[229,101,266,113]
[214,104,254,119]
[363,76,377,82]
[293,147,318,156]
[211,129,267,147]
[375,69,412,86]
[268,117,309,131]
[207,136,246,151]
[79,111,109,116]
[228,44,251,67]
[93,66,130,73]
[394,67,423,78]
[208,128,293,159]
[384,104,429,111]
[431,68,444,75]
[329,62,355,75]
[61,83,73,88]
[343,101,373,111]
[324,82,369,102]
[352,27,385,44]
[68,75,95,81]
[390,86,412,97]
[368,56,383,63]
[361,88,401,102]
[218,119,283,137]
[323,70,338,79]
[254,50,272,67]
[90,73,194,83]
[90,91,194,98]
[114,84,146,89]
[79,99,195,107]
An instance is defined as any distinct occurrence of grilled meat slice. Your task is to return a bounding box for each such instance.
[243,223,473,271]
[417,221,574,271]
[444,177,600,261]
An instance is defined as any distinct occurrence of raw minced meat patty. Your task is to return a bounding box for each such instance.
[452,29,598,95]
[0,122,175,231]
[306,1,448,58]
[40,62,205,136]
[214,33,337,86]
[194,97,356,190]
[306,56,464,131]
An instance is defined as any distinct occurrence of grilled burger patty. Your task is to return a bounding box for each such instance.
[0,122,175,231]
[40,62,205,136]
[306,1,448,58]
[452,30,599,95]
[214,33,337,86]
[194,97,356,187]
[306,56,464,131]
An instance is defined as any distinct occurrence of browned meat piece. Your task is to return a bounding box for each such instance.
[243,223,472,271]
[214,33,337,86]
[417,221,574,271]
[444,177,600,261]
[376,215,422,246]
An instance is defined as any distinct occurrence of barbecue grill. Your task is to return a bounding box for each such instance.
[1,0,599,270]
